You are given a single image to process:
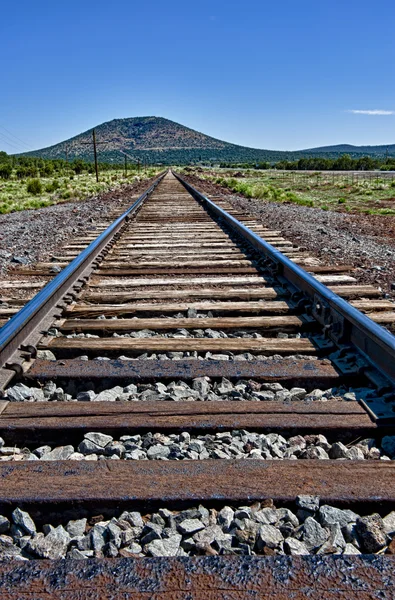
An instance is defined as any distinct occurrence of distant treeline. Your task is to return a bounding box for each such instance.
[0,152,136,180]
[219,155,395,171]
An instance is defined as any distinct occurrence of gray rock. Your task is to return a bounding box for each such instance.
[89,526,107,554]
[193,525,225,549]
[329,442,351,459]
[33,446,51,458]
[85,432,113,447]
[302,446,329,459]
[125,542,143,554]
[145,533,182,557]
[41,445,75,460]
[78,439,105,455]
[256,524,284,550]
[68,548,92,559]
[383,511,395,535]
[177,519,205,535]
[147,445,171,459]
[254,508,277,525]
[276,508,299,528]
[66,518,87,538]
[343,522,361,548]
[296,495,320,513]
[284,538,309,555]
[346,446,365,460]
[192,377,210,395]
[317,523,346,554]
[120,511,144,528]
[6,383,38,402]
[0,535,22,558]
[217,506,235,529]
[94,386,123,402]
[300,517,328,551]
[252,391,275,401]
[289,387,307,400]
[30,525,71,559]
[356,514,387,552]
[343,543,361,555]
[0,516,10,534]
[140,523,163,545]
[12,508,36,536]
[318,506,358,529]
[36,350,56,361]
[77,390,97,401]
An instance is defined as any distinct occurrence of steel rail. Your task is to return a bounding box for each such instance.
[0,171,166,387]
[173,171,395,411]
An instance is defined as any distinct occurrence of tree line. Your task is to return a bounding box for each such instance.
[0,152,131,180]
[219,155,395,171]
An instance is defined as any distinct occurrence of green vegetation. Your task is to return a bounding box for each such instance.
[0,152,160,214]
[194,168,395,215]
[26,178,43,195]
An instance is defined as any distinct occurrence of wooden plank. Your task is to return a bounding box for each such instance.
[315,275,357,284]
[0,281,47,289]
[96,267,260,276]
[0,400,372,447]
[0,556,393,600]
[99,260,254,268]
[82,287,282,302]
[66,300,292,317]
[90,276,266,287]
[329,285,381,298]
[0,461,394,514]
[59,315,308,333]
[44,337,319,355]
[366,311,395,324]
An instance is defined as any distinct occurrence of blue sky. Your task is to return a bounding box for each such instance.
[1,0,394,153]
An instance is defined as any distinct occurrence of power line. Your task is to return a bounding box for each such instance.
[0,132,25,153]
[0,125,35,151]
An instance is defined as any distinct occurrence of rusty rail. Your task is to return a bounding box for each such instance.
[174,171,395,422]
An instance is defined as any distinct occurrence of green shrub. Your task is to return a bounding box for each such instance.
[26,179,43,195]
[45,180,60,193]
[338,197,346,204]
[0,164,12,180]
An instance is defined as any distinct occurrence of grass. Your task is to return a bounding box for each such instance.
[0,168,160,215]
[193,168,395,215]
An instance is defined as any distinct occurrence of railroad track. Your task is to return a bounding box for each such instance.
[0,170,395,598]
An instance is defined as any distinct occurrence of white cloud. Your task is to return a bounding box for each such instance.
[348,109,394,115]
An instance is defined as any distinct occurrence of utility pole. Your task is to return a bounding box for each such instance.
[92,129,99,182]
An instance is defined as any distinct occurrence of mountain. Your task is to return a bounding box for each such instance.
[19,116,395,164]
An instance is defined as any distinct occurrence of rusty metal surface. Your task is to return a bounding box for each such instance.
[27,357,342,389]
[0,460,394,520]
[0,556,394,599]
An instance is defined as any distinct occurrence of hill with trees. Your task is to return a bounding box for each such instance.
[17,116,395,165]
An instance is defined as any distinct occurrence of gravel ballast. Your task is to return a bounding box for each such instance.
[3,378,374,403]
[0,430,392,462]
[1,498,395,559]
